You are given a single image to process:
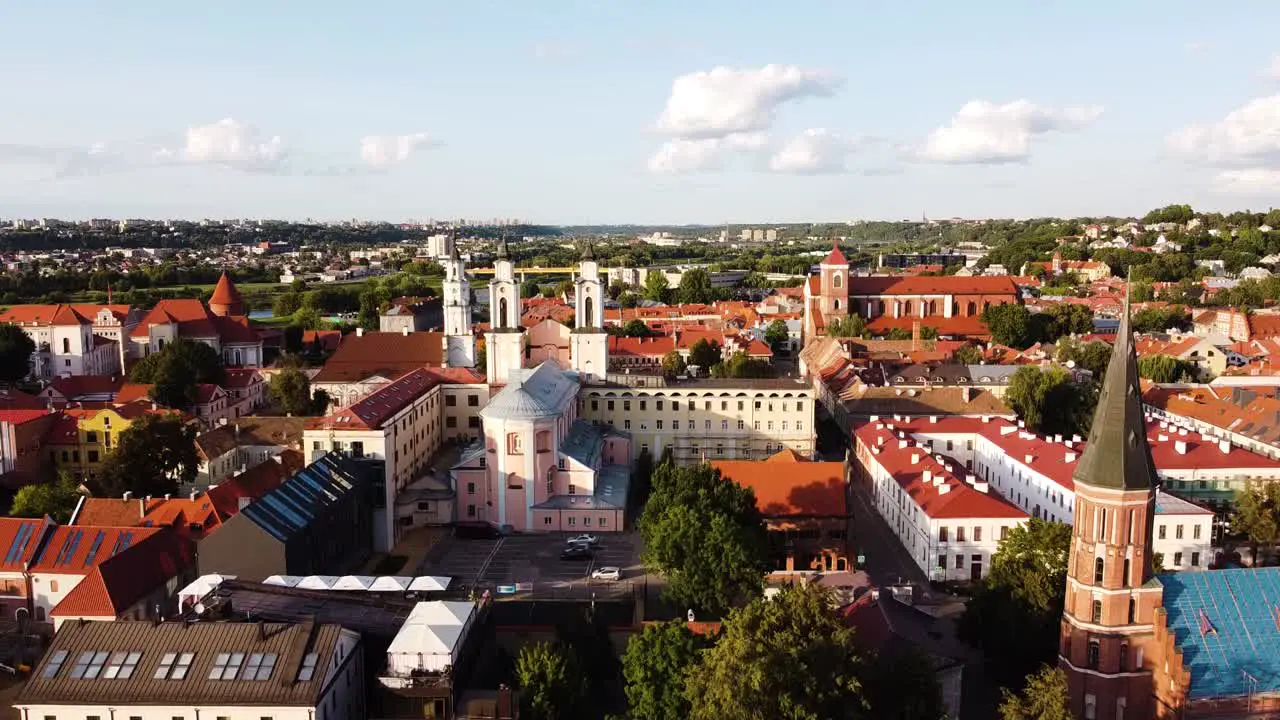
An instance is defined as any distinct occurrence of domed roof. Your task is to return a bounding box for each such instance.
[480,362,579,421]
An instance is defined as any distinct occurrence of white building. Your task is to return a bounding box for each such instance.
[0,304,132,379]
[1151,492,1214,571]
[442,244,476,368]
[382,601,478,685]
[570,245,608,382]
[15,620,364,720]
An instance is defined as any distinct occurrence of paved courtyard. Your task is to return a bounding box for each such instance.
[420,531,646,596]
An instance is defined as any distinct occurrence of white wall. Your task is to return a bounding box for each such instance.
[1152,514,1213,571]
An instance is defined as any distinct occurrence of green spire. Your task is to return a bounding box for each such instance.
[581,242,595,262]
[1071,297,1158,491]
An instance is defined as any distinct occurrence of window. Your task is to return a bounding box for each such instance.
[1155,552,1164,568]
[1176,524,1184,540]
[938,554,946,569]
[1119,642,1129,671]
[954,555,963,569]
[973,527,982,542]
[40,650,68,678]
[568,483,577,495]
[446,417,457,428]
[243,652,278,680]
[656,420,663,430]
[1158,524,1166,540]
[70,651,109,679]
[86,431,98,443]
[956,527,966,542]
[938,526,948,542]
[209,652,245,680]
[583,517,592,527]
[1193,524,1202,540]
[672,421,679,430]
[88,450,99,463]
[657,401,664,411]
[508,433,523,454]
[1087,640,1101,670]
[1174,552,1183,567]
[591,400,598,411]
[1000,526,1009,540]
[1094,557,1105,584]
[543,516,552,525]
[567,517,577,526]
[624,420,631,430]
[103,651,142,679]
[446,395,457,406]
[607,401,615,411]
[351,441,364,458]
[1091,600,1102,624]
[297,652,319,681]
[1123,558,1131,588]
[154,652,194,680]
[1129,597,1137,623]
[1191,552,1201,567]
[1084,694,1097,720]
[468,394,479,407]
[599,517,608,527]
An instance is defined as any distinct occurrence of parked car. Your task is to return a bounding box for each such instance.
[590,566,621,581]
[560,545,593,561]
[566,534,599,547]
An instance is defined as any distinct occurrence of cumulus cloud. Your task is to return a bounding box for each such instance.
[655,64,840,139]
[1213,168,1280,194]
[359,133,431,168]
[1168,95,1280,166]
[916,100,1103,164]
[647,133,768,174]
[181,118,286,171]
[767,128,860,174]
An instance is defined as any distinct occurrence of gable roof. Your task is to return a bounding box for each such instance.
[195,417,306,460]
[314,368,440,430]
[311,331,445,383]
[711,451,847,517]
[0,517,55,572]
[29,526,163,576]
[848,276,1020,296]
[50,527,194,618]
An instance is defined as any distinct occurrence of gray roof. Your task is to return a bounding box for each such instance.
[240,454,370,543]
[17,619,347,707]
[480,361,580,421]
[887,363,1019,386]
[532,464,630,510]
[560,420,605,468]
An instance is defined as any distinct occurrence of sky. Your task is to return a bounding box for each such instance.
[1,0,1279,224]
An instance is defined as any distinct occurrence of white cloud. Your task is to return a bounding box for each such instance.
[655,64,840,139]
[1184,40,1211,55]
[1212,168,1280,194]
[768,128,859,174]
[1168,95,1280,166]
[359,133,430,168]
[182,118,285,171]
[916,100,1104,164]
[647,133,767,174]
[1268,55,1280,80]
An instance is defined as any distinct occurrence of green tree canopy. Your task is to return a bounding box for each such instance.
[998,665,1073,720]
[520,278,542,299]
[621,319,650,337]
[826,314,866,338]
[0,323,36,385]
[1036,303,1094,342]
[1131,305,1192,333]
[764,319,790,351]
[952,344,984,365]
[982,304,1036,348]
[96,414,198,497]
[1138,354,1194,383]
[515,641,585,720]
[860,647,947,720]
[1055,338,1113,379]
[131,337,226,410]
[623,620,709,720]
[1232,482,1280,565]
[661,351,687,378]
[1004,366,1096,438]
[959,519,1072,687]
[710,352,775,379]
[10,473,82,523]
[269,366,325,416]
[640,463,770,616]
[644,271,670,303]
[688,338,721,370]
[677,268,715,304]
[272,293,302,318]
[686,583,867,720]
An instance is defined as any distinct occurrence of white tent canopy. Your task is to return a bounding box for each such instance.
[296,575,340,590]
[178,574,235,609]
[407,576,452,592]
[369,576,414,592]
[263,575,302,587]
[386,601,477,675]
[331,575,376,590]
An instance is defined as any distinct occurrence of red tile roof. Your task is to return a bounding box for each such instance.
[849,276,1020,296]
[50,527,194,618]
[129,299,260,344]
[209,271,244,307]
[29,525,163,576]
[74,498,165,527]
[221,368,262,389]
[0,517,55,572]
[711,450,847,517]
[312,368,441,430]
[864,314,991,339]
[47,375,127,400]
[608,335,676,358]
[822,243,849,266]
[0,409,53,426]
[312,331,445,383]
[302,329,343,352]
[0,388,45,410]
[206,449,304,520]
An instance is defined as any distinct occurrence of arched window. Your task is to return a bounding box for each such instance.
[1094,557,1105,584]
[1087,640,1100,669]
[1122,558,1131,588]
[967,301,977,316]
[928,300,937,316]
[61,338,70,354]
[1118,642,1129,671]
[833,299,841,311]
[499,297,509,328]
[1128,597,1137,624]
[1091,599,1102,623]
[583,296,594,328]
[833,273,843,289]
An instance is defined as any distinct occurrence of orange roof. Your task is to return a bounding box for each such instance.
[74,497,166,527]
[822,243,849,266]
[209,270,244,307]
[609,335,676,357]
[864,314,991,339]
[312,368,441,430]
[50,527,194,618]
[711,450,847,517]
[207,449,303,519]
[29,525,163,575]
[302,329,343,352]
[312,331,445,383]
[130,299,260,344]
[0,517,55,572]
[849,276,1020,296]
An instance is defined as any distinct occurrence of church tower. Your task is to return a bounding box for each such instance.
[209,270,245,317]
[442,236,476,368]
[485,234,524,383]
[569,243,608,381]
[1060,299,1161,720]
[819,242,850,318]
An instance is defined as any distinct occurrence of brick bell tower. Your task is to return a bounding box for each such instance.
[818,242,850,318]
[1060,298,1163,720]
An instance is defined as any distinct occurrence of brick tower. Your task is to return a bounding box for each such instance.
[1060,299,1162,720]
[208,270,245,317]
[818,242,849,318]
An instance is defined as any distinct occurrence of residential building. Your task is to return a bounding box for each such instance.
[0,517,56,620]
[310,329,446,408]
[577,377,817,464]
[0,409,56,487]
[1143,384,1280,463]
[0,303,129,378]
[711,450,851,572]
[380,296,442,333]
[193,416,305,487]
[452,362,631,532]
[45,403,172,481]
[1135,334,1227,379]
[1151,493,1214,572]
[129,293,264,368]
[15,619,364,720]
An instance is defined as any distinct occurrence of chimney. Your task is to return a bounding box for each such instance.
[402,325,409,336]
[912,320,921,351]
[1053,434,1062,443]
[965,474,977,484]
[189,489,200,501]
[869,415,880,423]
[1158,434,1168,442]
[1017,420,1025,429]
[1174,440,1188,455]
[973,481,989,494]
[898,440,907,449]
[139,497,145,517]
[1065,451,1077,463]
[122,491,132,502]
[929,415,938,424]
[999,425,1017,436]
[937,484,952,495]
[910,453,920,464]
[356,327,364,337]
[1024,454,1034,464]
[922,470,932,484]
[164,493,171,501]
[1218,440,1230,454]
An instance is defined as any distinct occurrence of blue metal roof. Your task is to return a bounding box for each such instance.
[240,454,363,542]
[1159,567,1280,699]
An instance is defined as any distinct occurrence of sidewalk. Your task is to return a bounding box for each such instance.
[360,526,449,575]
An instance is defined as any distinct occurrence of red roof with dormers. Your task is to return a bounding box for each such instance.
[310,367,441,430]
[49,526,194,619]
[29,525,164,576]
[609,335,676,358]
[822,244,849,266]
[0,517,55,572]
[129,299,259,344]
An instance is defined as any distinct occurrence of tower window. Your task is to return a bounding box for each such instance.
[832,273,842,289]
[499,297,509,328]
[1119,642,1129,671]
[1091,599,1102,624]
[1087,640,1100,669]
[1128,597,1136,623]
[1122,558,1131,588]
[1094,557,1104,584]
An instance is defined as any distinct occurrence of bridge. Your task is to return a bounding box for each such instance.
[467,267,578,276]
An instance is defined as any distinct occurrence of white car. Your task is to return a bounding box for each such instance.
[566,534,599,547]
[591,566,621,581]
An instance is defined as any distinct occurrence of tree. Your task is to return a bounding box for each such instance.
[998,665,1072,720]
[621,319,650,337]
[1138,354,1193,383]
[644,271,670,303]
[270,367,323,416]
[1003,366,1095,438]
[515,641,585,720]
[661,351,687,378]
[520,278,542,299]
[608,280,627,300]
[686,583,867,720]
[764,319,790,352]
[860,647,947,720]
[292,307,325,330]
[826,314,866,338]
[1036,303,1094,342]
[983,304,1036,348]
[1056,338,1113,379]
[677,268,715,304]
[10,473,82,523]
[0,323,36,385]
[640,463,770,616]
[959,519,1072,687]
[1232,482,1280,565]
[357,289,382,331]
[623,620,708,720]
[1131,305,1192,333]
[953,344,984,365]
[131,337,226,410]
[688,338,721,370]
[97,414,199,497]
[272,293,302,318]
[619,291,640,309]
[710,352,775,379]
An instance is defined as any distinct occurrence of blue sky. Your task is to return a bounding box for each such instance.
[1,0,1278,223]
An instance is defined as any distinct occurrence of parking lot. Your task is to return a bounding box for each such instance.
[419,531,646,594]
